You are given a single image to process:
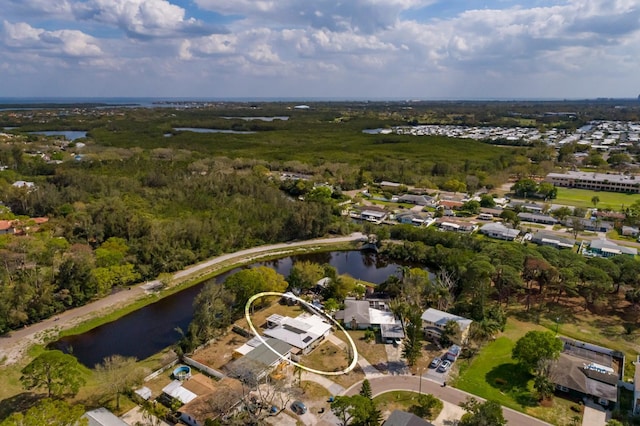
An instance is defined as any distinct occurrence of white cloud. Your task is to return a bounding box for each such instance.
[73,0,217,38]
[2,21,103,57]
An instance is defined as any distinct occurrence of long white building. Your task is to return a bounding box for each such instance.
[546,171,640,193]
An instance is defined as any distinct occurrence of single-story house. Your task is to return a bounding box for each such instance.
[0,220,14,235]
[586,239,637,258]
[438,200,464,210]
[436,218,476,233]
[508,202,544,213]
[622,226,640,237]
[178,377,244,426]
[360,209,388,222]
[563,217,614,232]
[596,211,626,221]
[396,212,434,227]
[82,408,129,426]
[383,410,435,426]
[551,338,625,408]
[517,212,558,225]
[397,194,437,207]
[530,232,576,249]
[334,299,398,331]
[263,313,331,354]
[12,180,35,189]
[479,222,520,241]
[229,338,292,380]
[420,308,472,344]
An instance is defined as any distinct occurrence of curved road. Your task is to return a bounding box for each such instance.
[0,233,365,364]
[343,375,551,426]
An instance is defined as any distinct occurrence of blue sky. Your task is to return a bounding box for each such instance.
[0,0,638,99]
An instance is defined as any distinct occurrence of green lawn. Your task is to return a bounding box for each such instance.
[374,391,443,421]
[554,187,640,210]
[453,319,582,425]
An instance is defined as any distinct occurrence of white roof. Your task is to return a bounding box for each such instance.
[368,309,396,326]
[361,210,386,218]
[162,380,197,404]
[235,343,255,356]
[263,314,331,350]
[421,308,472,332]
[135,386,152,400]
[83,408,129,426]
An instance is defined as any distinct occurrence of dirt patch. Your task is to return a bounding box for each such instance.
[191,333,249,370]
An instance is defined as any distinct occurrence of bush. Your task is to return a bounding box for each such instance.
[570,404,582,413]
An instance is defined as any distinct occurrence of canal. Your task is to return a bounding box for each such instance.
[51,250,416,366]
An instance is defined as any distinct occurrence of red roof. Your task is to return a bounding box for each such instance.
[32,217,49,224]
[0,220,14,231]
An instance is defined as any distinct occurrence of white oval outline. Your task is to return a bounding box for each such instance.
[244,291,358,376]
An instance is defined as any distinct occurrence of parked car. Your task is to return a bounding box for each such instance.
[429,357,442,369]
[291,400,307,415]
[437,360,451,373]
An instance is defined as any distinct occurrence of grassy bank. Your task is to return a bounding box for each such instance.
[59,240,359,338]
[554,187,640,210]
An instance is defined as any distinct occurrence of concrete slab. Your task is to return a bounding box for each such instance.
[582,404,607,426]
[432,400,465,426]
[121,406,170,426]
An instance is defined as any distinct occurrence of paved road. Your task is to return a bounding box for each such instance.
[344,375,552,426]
[0,233,365,364]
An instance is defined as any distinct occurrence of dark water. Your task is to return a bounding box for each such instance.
[50,251,412,367]
[28,130,87,140]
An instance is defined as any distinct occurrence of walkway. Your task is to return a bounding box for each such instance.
[301,371,345,396]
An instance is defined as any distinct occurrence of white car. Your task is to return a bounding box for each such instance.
[437,360,451,373]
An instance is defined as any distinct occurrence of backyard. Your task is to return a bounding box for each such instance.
[453,319,583,425]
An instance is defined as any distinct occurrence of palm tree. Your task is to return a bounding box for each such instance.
[591,195,600,208]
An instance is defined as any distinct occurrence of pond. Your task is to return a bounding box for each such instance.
[50,251,418,366]
[28,130,88,140]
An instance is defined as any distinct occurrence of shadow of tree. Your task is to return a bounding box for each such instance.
[485,363,537,407]
[0,392,43,421]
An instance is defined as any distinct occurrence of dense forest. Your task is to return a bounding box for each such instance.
[1,100,640,335]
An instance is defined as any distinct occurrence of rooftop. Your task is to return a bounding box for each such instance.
[420,308,472,332]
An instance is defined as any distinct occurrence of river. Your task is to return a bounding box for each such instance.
[50,251,415,366]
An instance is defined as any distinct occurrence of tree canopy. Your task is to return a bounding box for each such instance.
[20,350,86,398]
[512,331,563,372]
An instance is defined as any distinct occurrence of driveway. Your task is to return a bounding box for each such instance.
[582,402,608,426]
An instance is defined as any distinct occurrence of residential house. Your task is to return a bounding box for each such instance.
[12,180,35,190]
[596,211,626,221]
[263,313,331,355]
[359,207,388,222]
[508,202,544,213]
[479,222,520,241]
[622,226,640,237]
[517,212,558,225]
[397,194,437,207]
[334,299,402,339]
[420,308,472,344]
[82,408,129,426]
[551,338,625,408]
[435,218,476,233]
[176,377,243,426]
[530,232,576,249]
[396,212,434,227]
[383,410,435,426]
[586,239,637,258]
[563,217,613,233]
[229,338,292,379]
[438,200,464,210]
[0,220,14,235]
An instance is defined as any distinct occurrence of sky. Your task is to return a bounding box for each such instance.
[0,0,639,99]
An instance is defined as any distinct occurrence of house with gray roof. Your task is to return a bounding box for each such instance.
[551,337,625,408]
[586,239,637,258]
[530,232,576,249]
[334,299,399,332]
[518,212,558,225]
[82,408,129,426]
[421,308,472,344]
[397,194,436,207]
[479,222,520,241]
[228,337,292,380]
[383,410,434,426]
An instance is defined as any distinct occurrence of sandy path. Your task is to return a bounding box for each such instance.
[0,233,365,365]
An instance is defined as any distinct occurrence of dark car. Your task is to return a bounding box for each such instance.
[291,400,307,415]
[429,357,442,369]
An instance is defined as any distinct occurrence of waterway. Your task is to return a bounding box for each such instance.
[50,251,414,367]
[28,130,88,140]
